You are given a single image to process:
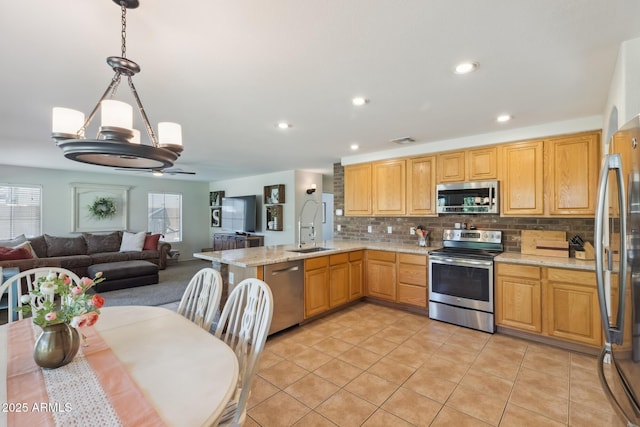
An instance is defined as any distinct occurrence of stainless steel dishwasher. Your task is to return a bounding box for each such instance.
[264,260,304,335]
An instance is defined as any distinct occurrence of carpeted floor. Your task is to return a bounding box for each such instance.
[100,259,212,307]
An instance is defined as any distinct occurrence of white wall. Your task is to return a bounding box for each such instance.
[0,165,211,260]
[210,169,324,247]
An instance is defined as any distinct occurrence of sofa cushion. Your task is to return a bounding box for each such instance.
[45,255,92,270]
[120,231,146,252]
[83,231,122,254]
[0,246,32,260]
[0,235,27,247]
[44,234,87,257]
[28,235,48,258]
[143,233,162,250]
[89,252,131,264]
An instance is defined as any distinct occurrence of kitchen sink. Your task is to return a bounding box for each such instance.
[287,247,333,253]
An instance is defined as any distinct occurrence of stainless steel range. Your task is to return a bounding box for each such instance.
[428,229,503,333]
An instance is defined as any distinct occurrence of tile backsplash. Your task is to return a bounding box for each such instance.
[331,163,594,252]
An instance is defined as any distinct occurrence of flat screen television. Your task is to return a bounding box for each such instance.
[221,195,257,233]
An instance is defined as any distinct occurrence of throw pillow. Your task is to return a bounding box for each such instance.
[13,241,38,258]
[83,231,122,254]
[0,234,27,247]
[0,246,33,260]
[28,235,48,258]
[143,233,162,250]
[120,231,146,252]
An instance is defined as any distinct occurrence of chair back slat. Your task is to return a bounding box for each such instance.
[177,268,222,331]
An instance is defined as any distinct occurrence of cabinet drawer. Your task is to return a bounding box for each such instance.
[398,263,427,287]
[349,250,364,262]
[397,283,427,307]
[496,263,540,279]
[546,268,595,284]
[305,256,328,270]
[330,253,349,265]
[367,250,396,263]
[398,253,427,266]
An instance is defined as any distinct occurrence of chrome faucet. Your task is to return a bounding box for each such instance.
[298,199,320,248]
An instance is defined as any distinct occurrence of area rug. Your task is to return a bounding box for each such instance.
[100,259,211,307]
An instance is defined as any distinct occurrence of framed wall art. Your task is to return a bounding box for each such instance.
[71,183,130,232]
[211,207,221,227]
[210,191,225,207]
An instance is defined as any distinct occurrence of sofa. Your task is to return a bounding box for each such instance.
[0,231,171,278]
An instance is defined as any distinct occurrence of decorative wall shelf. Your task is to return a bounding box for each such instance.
[264,184,285,231]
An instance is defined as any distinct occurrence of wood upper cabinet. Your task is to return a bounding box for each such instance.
[372,159,406,215]
[344,163,372,216]
[365,250,396,301]
[495,263,542,333]
[329,253,349,308]
[545,131,600,216]
[304,256,329,318]
[437,151,466,183]
[608,131,634,217]
[467,146,498,181]
[396,253,427,307]
[348,250,364,300]
[545,268,602,347]
[500,140,544,216]
[407,155,437,216]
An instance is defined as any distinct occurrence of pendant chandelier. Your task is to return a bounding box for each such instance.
[51,0,183,169]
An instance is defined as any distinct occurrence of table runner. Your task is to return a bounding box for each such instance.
[6,320,166,426]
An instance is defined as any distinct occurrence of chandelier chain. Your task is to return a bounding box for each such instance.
[120,2,127,58]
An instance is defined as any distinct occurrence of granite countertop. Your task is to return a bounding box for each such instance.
[495,252,596,271]
[193,240,437,268]
[194,239,599,271]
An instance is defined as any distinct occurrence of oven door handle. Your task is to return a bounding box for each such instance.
[430,257,492,268]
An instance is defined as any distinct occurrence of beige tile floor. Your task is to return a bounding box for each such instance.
[243,302,621,427]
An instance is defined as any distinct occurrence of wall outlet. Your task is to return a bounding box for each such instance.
[410,227,416,235]
[367,225,373,233]
[337,224,341,232]
[387,226,392,234]
[229,272,235,285]
[335,209,343,216]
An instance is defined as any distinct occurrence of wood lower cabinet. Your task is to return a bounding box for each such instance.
[496,262,604,348]
[496,263,542,332]
[396,253,427,307]
[329,253,349,307]
[304,256,330,318]
[213,233,264,251]
[348,251,364,300]
[366,250,397,301]
[545,268,602,347]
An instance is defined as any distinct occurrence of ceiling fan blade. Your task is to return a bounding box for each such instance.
[164,168,196,175]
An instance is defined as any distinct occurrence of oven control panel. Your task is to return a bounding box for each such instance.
[442,229,502,243]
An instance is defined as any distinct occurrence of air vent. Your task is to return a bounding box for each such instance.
[390,137,415,145]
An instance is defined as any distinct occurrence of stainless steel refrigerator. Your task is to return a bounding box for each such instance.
[595,115,640,426]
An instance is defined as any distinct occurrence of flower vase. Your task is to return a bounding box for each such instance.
[33,323,80,369]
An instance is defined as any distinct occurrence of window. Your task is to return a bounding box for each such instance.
[148,192,182,242]
[0,185,42,239]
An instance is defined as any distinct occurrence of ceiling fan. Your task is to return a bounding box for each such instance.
[116,167,196,176]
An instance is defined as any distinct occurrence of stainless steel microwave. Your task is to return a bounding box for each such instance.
[436,180,499,214]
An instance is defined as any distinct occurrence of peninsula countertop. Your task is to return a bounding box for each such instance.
[194,240,598,271]
[193,240,438,268]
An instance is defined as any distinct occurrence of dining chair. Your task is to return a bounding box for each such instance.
[214,278,273,426]
[177,267,223,332]
[1,267,82,323]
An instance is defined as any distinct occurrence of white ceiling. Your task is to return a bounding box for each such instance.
[2,0,640,182]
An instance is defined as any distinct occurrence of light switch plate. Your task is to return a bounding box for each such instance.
[337,224,341,231]
[229,272,235,285]
[367,225,372,233]
[387,226,392,234]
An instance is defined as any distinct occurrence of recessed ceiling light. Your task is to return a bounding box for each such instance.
[454,62,479,75]
[496,114,512,123]
[352,97,369,106]
[277,122,292,129]
[350,143,359,151]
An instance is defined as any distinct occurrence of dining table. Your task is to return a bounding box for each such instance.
[0,305,239,426]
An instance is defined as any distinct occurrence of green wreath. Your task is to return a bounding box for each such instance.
[88,197,117,220]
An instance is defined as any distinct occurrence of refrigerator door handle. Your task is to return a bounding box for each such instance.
[595,153,627,345]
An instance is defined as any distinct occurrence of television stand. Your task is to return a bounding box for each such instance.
[213,233,264,251]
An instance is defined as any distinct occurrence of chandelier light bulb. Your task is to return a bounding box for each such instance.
[131,129,141,144]
[158,122,183,146]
